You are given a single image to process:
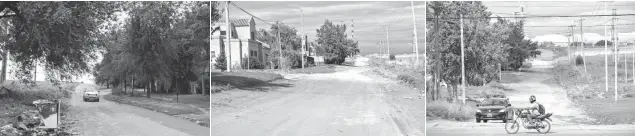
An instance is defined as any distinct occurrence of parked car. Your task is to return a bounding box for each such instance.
[475,98,512,123]
[83,89,100,102]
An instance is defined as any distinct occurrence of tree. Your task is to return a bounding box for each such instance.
[1,1,121,84]
[316,19,358,65]
[500,19,541,70]
[214,51,227,71]
[426,1,508,102]
[595,40,613,46]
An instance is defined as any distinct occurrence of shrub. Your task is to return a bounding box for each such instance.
[575,55,584,65]
[241,56,265,69]
[389,54,396,60]
[214,51,227,71]
[397,74,415,85]
[427,101,475,121]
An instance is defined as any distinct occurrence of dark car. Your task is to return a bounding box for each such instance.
[475,98,512,123]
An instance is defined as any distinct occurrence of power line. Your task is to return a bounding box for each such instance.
[228,2,275,25]
[524,23,635,28]
[427,13,635,20]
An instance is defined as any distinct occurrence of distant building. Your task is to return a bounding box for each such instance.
[211,17,270,69]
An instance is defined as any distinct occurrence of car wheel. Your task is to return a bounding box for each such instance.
[96,99,99,102]
[483,120,488,123]
[503,119,508,123]
[476,119,481,123]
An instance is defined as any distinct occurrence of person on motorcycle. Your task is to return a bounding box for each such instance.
[526,95,541,126]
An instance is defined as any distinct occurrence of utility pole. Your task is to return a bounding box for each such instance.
[301,8,305,69]
[352,19,355,58]
[225,1,232,72]
[460,14,466,104]
[411,1,419,67]
[602,1,610,93]
[632,41,635,85]
[578,18,587,73]
[567,25,573,64]
[385,25,390,56]
[612,9,617,102]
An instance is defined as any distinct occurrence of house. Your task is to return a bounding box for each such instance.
[211,17,270,69]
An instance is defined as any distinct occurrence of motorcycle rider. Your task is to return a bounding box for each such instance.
[526,95,541,126]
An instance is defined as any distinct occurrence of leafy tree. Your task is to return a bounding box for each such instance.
[0,1,121,84]
[594,40,613,46]
[316,19,358,65]
[426,1,508,102]
[500,19,541,70]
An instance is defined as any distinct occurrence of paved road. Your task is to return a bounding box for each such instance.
[210,58,424,136]
[427,49,635,135]
[67,84,209,136]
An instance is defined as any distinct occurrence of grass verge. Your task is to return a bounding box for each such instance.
[552,54,635,124]
[211,71,283,93]
[426,101,476,121]
[103,93,209,127]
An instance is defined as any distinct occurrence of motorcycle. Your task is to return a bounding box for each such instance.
[505,108,553,134]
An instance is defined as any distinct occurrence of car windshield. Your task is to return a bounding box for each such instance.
[480,99,506,106]
[85,90,98,93]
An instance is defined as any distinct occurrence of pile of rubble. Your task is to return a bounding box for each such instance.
[0,100,70,136]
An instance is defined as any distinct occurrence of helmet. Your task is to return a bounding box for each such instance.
[529,95,536,103]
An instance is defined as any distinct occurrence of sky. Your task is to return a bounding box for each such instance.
[218,1,635,55]
[484,1,635,44]
[219,1,426,55]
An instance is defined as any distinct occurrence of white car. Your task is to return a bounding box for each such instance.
[83,89,100,102]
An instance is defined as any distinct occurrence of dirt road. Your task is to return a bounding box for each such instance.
[427,49,635,135]
[210,58,424,136]
[66,84,209,136]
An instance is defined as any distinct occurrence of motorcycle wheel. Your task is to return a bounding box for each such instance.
[536,119,551,134]
[505,119,520,134]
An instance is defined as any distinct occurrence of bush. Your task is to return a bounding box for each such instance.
[427,101,475,121]
[389,54,396,60]
[575,55,584,65]
[397,74,415,85]
[241,56,265,69]
[214,51,227,71]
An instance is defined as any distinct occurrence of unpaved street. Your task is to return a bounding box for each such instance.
[427,49,635,135]
[66,84,209,136]
[210,58,424,136]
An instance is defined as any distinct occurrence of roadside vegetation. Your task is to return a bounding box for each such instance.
[552,53,635,124]
[424,2,540,121]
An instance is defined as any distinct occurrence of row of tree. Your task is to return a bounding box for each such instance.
[92,1,214,96]
[214,19,360,70]
[426,1,541,102]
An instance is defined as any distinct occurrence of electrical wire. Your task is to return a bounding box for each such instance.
[228,2,275,25]
[427,13,635,20]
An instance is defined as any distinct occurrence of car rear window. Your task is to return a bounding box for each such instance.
[480,99,506,106]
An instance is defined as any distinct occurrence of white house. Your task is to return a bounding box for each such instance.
[211,17,270,69]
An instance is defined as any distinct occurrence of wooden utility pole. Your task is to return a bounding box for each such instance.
[632,41,635,85]
[578,18,587,73]
[612,9,617,102]
[301,8,305,69]
[567,25,573,64]
[411,1,419,66]
[225,1,232,72]
[460,14,466,104]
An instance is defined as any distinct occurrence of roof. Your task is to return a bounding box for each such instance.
[217,17,252,27]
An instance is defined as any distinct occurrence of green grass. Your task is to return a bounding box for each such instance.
[103,94,209,127]
[427,101,476,121]
[578,98,635,125]
[552,54,635,124]
[0,81,79,126]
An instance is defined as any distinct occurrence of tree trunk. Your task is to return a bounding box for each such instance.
[124,77,127,94]
[1,50,8,83]
[146,79,152,98]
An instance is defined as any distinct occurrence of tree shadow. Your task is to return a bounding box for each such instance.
[211,74,292,92]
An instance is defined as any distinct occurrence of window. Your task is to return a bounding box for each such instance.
[252,50,257,57]
[251,32,255,39]
[220,31,226,35]
[211,51,216,58]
